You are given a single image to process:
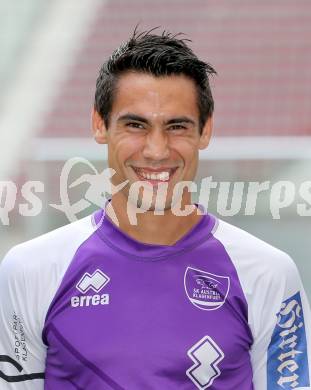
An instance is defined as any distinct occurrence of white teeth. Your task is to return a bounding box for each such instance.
[136,170,171,181]
[159,172,170,181]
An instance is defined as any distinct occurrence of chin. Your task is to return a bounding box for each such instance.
[126,192,173,213]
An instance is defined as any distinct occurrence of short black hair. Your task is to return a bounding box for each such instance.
[94,28,216,133]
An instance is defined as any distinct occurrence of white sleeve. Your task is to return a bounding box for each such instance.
[250,257,311,390]
[0,215,95,389]
[214,219,311,390]
[0,248,46,389]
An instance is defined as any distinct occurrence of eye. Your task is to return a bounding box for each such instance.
[126,122,144,129]
[168,124,187,131]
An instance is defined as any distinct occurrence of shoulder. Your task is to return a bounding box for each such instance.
[212,218,304,338]
[0,215,96,327]
[212,217,301,313]
[1,214,95,277]
[212,217,297,281]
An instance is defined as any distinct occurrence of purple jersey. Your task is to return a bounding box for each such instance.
[0,207,310,389]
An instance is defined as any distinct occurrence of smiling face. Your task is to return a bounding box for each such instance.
[92,71,212,211]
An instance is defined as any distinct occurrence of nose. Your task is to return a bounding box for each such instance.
[142,129,170,161]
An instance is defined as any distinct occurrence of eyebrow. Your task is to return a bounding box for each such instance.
[166,117,196,126]
[118,113,150,124]
[117,113,196,126]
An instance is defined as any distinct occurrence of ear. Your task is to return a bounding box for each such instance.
[91,107,108,144]
[199,116,213,150]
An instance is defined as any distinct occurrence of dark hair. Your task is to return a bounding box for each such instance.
[94,28,216,133]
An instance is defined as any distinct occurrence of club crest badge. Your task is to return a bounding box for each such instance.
[184,267,230,311]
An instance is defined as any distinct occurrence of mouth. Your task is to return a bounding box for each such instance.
[131,167,178,185]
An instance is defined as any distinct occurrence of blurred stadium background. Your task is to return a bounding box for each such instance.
[0,0,310,298]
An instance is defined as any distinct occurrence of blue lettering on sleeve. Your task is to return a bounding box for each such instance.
[267,291,310,389]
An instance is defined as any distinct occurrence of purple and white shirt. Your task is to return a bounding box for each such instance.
[0,208,310,389]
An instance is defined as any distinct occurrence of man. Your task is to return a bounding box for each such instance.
[0,29,310,390]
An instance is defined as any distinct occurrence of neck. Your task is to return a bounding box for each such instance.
[106,194,203,246]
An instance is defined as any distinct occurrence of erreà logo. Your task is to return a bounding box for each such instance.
[71,269,110,308]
